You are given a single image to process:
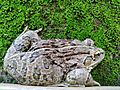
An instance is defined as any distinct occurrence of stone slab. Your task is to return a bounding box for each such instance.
[0,83,120,90]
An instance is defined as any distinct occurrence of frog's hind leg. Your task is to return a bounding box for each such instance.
[12,26,42,52]
[34,28,42,33]
[4,27,42,60]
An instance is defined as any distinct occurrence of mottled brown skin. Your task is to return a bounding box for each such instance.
[4,28,105,86]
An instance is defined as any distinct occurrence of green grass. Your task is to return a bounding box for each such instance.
[0,0,120,86]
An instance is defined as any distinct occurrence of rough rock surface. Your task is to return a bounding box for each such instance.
[4,28,105,86]
[0,83,120,90]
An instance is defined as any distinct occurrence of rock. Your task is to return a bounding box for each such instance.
[0,83,120,90]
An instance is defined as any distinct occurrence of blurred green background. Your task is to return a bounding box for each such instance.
[0,0,120,86]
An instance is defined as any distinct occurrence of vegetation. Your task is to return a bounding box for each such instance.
[0,0,120,86]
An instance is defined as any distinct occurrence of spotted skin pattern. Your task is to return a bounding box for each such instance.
[4,29,105,86]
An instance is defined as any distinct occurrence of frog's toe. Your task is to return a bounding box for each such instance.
[50,83,85,87]
[86,80,101,86]
[68,84,85,87]
[49,83,69,87]
[93,80,101,86]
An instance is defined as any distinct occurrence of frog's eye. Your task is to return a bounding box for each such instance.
[95,48,105,55]
[95,51,104,57]
[97,53,100,56]
[84,38,94,46]
[93,58,96,61]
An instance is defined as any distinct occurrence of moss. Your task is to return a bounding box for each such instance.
[0,70,17,83]
[0,0,119,85]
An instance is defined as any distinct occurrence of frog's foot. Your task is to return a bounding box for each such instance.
[92,80,101,86]
[86,80,101,86]
[49,83,85,87]
[49,83,69,87]
[67,84,85,87]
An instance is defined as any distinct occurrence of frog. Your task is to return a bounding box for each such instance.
[4,26,105,86]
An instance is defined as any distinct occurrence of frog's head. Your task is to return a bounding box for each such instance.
[89,48,105,69]
[83,47,105,71]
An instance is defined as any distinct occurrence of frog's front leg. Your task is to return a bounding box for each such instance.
[65,68,101,87]
[65,68,89,87]
[85,74,101,86]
